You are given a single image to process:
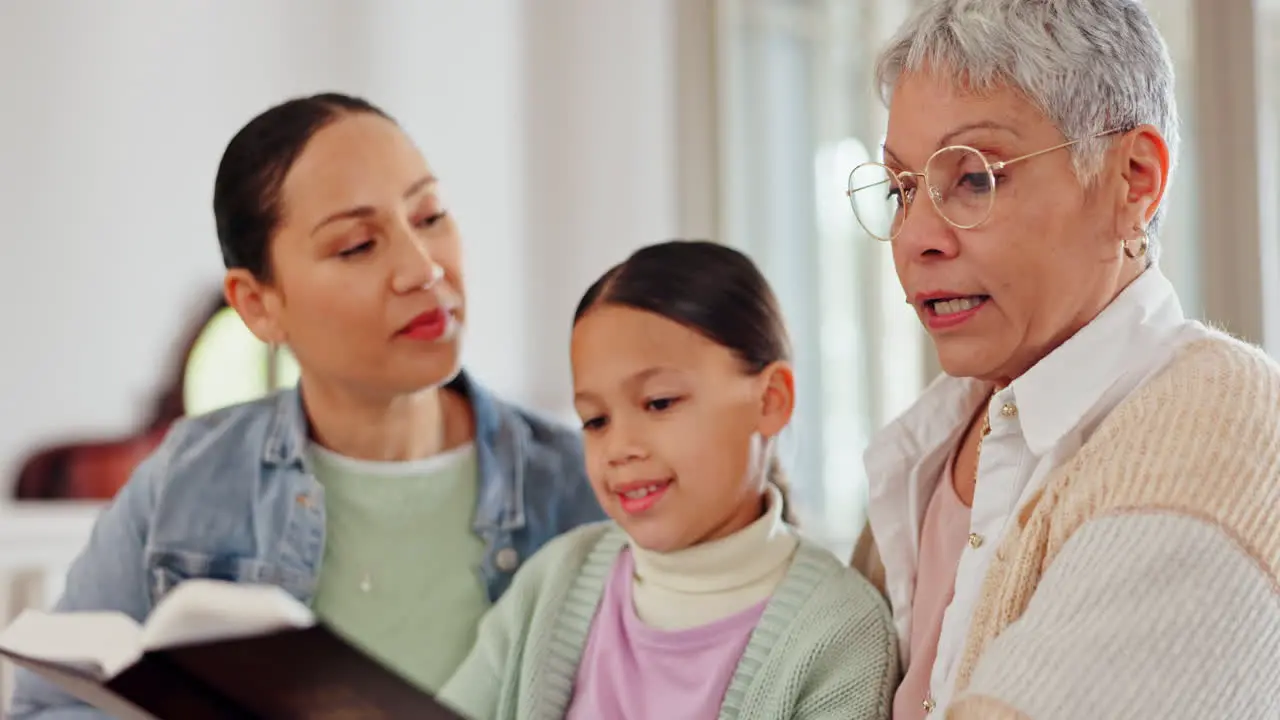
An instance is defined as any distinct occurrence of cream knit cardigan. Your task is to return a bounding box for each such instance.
[856,334,1280,719]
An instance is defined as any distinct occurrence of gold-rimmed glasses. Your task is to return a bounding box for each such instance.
[845,129,1124,241]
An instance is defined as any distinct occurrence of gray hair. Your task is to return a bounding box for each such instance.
[876,0,1180,254]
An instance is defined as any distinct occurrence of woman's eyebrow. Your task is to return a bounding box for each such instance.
[882,121,1022,167]
[310,174,438,236]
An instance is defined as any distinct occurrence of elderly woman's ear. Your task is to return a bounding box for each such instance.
[1115,123,1172,237]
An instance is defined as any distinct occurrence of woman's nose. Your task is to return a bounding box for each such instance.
[894,195,961,261]
[388,223,439,294]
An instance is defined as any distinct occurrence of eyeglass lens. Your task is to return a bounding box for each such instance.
[847,146,997,240]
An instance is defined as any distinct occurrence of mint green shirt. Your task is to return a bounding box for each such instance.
[308,442,491,693]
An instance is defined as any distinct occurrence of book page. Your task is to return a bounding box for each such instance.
[7,658,161,720]
[0,610,142,679]
[140,579,315,651]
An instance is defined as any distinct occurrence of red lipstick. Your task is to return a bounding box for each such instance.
[398,308,450,341]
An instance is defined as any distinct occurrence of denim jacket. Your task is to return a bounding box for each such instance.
[9,370,605,719]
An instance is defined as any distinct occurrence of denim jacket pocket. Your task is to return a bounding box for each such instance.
[146,549,316,608]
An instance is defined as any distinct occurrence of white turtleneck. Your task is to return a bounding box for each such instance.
[628,485,799,630]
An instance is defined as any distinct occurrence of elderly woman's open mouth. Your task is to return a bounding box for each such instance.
[915,291,991,329]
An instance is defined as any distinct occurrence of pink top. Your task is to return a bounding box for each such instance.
[893,454,972,719]
[565,548,768,720]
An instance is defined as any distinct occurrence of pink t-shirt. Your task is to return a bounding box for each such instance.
[565,548,768,720]
[893,455,972,719]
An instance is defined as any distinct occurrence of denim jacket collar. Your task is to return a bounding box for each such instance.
[261,369,527,534]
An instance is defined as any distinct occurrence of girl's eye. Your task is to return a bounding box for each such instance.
[645,397,681,412]
[582,416,607,432]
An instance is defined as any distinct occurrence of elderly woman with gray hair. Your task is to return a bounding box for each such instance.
[846,1,1280,718]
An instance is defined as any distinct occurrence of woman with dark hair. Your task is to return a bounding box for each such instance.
[439,240,896,720]
[10,93,604,718]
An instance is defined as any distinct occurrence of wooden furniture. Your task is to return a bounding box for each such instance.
[11,292,226,501]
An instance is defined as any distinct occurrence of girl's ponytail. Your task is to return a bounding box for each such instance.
[766,455,799,527]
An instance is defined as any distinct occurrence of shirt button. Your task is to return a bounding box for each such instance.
[1000,402,1018,418]
[495,547,520,572]
[968,532,985,549]
[923,697,936,713]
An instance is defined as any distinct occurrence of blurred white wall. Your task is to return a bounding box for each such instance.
[0,1,712,490]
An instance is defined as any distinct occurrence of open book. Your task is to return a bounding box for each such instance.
[0,580,464,719]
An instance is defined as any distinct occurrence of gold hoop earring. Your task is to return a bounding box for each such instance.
[1123,230,1149,260]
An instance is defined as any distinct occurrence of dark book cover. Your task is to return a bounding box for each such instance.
[15,624,468,720]
[1,580,469,719]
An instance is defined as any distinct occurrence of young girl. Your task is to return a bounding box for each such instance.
[439,240,897,720]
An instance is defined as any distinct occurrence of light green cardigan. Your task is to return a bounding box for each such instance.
[438,522,898,720]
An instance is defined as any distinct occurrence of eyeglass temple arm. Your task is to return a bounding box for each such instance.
[845,167,926,197]
[989,128,1127,172]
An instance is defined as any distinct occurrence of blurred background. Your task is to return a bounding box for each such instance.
[0,0,1276,700]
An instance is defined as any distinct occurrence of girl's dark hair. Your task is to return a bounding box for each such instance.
[573,239,799,525]
[213,92,394,282]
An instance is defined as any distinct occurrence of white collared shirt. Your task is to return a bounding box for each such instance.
[864,267,1213,716]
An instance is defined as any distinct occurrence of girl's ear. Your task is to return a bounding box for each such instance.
[756,361,795,439]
